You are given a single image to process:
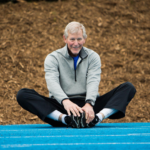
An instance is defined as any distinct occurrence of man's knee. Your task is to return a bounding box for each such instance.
[122,82,136,101]
[124,82,136,93]
[16,88,29,104]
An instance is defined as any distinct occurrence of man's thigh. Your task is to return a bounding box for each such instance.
[93,82,136,115]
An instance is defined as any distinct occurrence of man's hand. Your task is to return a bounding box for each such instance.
[62,99,83,117]
[82,103,95,124]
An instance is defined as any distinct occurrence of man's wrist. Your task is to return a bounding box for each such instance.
[85,102,93,108]
[85,100,95,107]
[62,98,70,105]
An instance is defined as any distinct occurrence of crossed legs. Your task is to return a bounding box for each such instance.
[16,82,136,127]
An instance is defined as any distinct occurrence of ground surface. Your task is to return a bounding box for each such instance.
[0,0,150,125]
[0,123,150,149]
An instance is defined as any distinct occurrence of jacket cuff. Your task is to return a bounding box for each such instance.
[85,99,95,106]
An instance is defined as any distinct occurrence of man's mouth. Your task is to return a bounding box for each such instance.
[71,45,81,49]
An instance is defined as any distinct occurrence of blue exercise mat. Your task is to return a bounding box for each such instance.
[0,123,150,150]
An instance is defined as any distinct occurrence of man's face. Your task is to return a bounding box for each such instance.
[63,30,86,57]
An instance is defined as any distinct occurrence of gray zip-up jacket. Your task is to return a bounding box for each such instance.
[44,45,101,105]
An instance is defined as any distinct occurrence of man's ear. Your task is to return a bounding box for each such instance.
[83,38,86,44]
[63,35,67,43]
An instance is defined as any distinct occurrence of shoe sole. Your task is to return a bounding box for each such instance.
[71,115,80,128]
[80,112,88,128]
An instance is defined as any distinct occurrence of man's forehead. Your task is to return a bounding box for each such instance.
[68,30,83,37]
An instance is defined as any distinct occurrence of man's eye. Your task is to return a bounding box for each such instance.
[77,38,82,41]
[70,39,75,41]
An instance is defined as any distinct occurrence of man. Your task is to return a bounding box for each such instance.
[17,21,136,128]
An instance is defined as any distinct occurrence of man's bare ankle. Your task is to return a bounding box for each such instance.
[100,112,105,120]
[58,114,64,122]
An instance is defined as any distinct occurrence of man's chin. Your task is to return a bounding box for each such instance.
[72,48,81,53]
[72,53,79,57]
[68,47,82,57]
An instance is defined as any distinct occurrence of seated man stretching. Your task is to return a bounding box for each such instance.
[17,21,136,128]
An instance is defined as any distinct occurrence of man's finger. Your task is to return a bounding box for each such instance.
[70,108,77,116]
[77,107,83,114]
[72,107,80,117]
[86,112,94,123]
[87,115,91,123]
[67,110,71,116]
[89,115,94,122]
[88,114,94,123]
[85,111,88,119]
[76,107,83,116]
[75,109,80,117]
[85,112,89,123]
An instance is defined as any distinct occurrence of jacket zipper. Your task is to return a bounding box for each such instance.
[75,69,77,82]
[74,60,82,82]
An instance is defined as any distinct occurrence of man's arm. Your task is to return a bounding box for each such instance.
[44,54,83,116]
[82,52,101,123]
[86,52,101,103]
[82,103,95,124]
[44,54,69,103]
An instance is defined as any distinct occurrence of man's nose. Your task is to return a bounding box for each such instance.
[74,40,78,45]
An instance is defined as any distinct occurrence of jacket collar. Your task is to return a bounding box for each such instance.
[79,47,88,59]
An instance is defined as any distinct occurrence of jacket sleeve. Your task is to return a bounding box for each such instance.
[86,52,101,104]
[44,54,69,104]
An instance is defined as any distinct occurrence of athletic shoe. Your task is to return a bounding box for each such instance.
[64,114,80,128]
[88,115,100,127]
[80,112,88,128]
[80,112,100,128]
